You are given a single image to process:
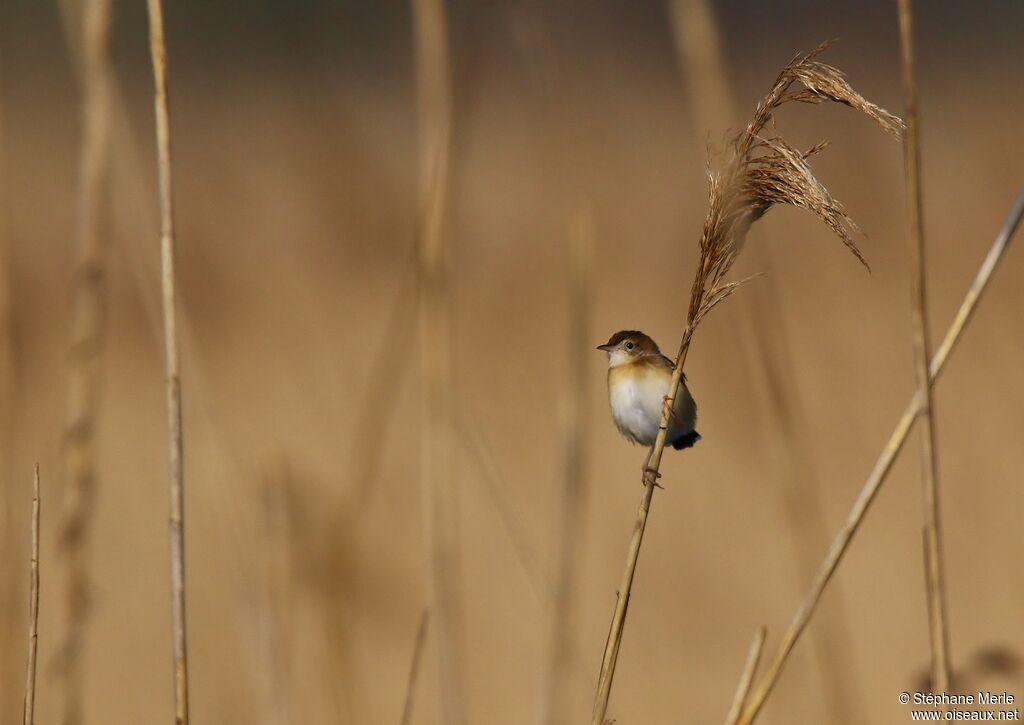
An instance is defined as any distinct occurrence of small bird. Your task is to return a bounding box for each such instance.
[597,330,700,483]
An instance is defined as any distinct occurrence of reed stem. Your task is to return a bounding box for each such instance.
[724,627,766,725]
[58,2,113,721]
[22,465,40,725]
[144,1,189,722]
[398,609,431,725]
[736,188,1024,724]
[412,0,463,722]
[897,0,952,693]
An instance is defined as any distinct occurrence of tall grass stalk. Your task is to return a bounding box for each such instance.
[0,72,18,715]
[540,204,593,725]
[667,0,736,134]
[399,609,431,725]
[724,626,766,725]
[736,189,1024,724]
[144,1,189,722]
[591,43,901,724]
[22,465,40,725]
[897,0,952,692]
[57,2,113,722]
[412,0,464,722]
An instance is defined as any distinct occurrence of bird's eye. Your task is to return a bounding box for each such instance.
[624,341,635,351]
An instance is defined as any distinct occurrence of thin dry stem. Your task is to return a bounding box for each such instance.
[144,1,189,722]
[736,188,1024,725]
[591,44,900,724]
[541,204,593,725]
[399,609,431,725]
[725,627,767,725]
[746,258,867,723]
[57,3,114,722]
[412,0,464,722]
[897,0,952,692]
[457,408,546,602]
[23,465,40,725]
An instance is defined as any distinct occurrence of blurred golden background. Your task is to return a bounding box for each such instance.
[0,1,1022,723]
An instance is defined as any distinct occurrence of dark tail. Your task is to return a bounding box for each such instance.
[672,430,702,450]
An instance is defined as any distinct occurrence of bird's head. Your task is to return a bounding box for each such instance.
[596,330,660,367]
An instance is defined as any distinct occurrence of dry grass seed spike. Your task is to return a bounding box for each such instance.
[591,41,902,724]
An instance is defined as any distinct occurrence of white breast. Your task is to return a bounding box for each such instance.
[608,371,697,447]
[609,375,665,446]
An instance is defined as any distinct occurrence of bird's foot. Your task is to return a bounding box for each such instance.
[642,467,664,489]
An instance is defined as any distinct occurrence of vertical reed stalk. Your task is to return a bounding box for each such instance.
[57,3,113,722]
[23,465,41,725]
[736,189,1024,724]
[897,0,952,693]
[724,627,766,725]
[667,0,735,134]
[412,0,463,722]
[144,1,189,722]
[399,609,431,725]
[0,55,21,718]
[540,204,592,725]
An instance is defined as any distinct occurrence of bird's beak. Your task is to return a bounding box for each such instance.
[596,344,613,352]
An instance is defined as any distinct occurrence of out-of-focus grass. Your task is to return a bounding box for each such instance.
[0,7,1023,723]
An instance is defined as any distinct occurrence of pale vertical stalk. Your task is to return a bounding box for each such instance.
[540,205,592,725]
[412,0,463,723]
[259,472,292,725]
[736,190,1024,725]
[897,0,952,693]
[667,0,736,133]
[724,627,766,725]
[57,2,113,723]
[0,54,20,718]
[398,609,431,725]
[23,465,41,725]
[591,330,693,725]
[144,2,189,723]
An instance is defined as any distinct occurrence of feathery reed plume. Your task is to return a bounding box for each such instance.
[412,0,464,722]
[23,465,40,725]
[57,2,113,722]
[725,627,766,725]
[540,204,593,725]
[897,0,952,693]
[399,608,431,725]
[591,43,902,724]
[736,188,1024,725]
[144,1,190,722]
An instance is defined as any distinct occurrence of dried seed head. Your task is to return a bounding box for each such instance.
[687,40,904,329]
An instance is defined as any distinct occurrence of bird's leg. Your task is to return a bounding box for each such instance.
[641,446,663,488]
